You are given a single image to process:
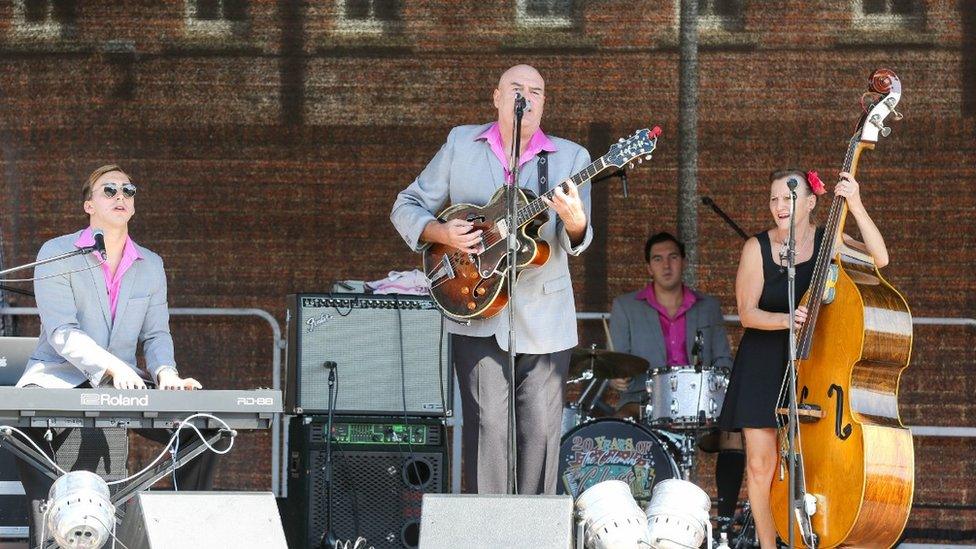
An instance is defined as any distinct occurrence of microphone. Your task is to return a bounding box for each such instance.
[92,229,107,261]
[514,91,531,113]
[787,177,799,192]
[692,329,704,373]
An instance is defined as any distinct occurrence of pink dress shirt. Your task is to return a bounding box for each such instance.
[477,122,558,184]
[635,284,698,366]
[74,227,143,323]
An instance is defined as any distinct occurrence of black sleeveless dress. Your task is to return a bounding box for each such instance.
[718,227,825,431]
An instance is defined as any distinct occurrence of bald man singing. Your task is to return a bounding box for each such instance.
[391,64,592,494]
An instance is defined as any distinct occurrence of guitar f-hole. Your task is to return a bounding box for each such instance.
[827,384,853,440]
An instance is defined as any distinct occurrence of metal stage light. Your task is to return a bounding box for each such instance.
[645,479,712,549]
[575,480,650,548]
[45,470,116,549]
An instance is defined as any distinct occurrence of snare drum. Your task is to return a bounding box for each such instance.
[646,366,729,429]
[557,418,680,506]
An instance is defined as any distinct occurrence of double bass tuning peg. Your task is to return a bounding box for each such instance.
[869,114,892,137]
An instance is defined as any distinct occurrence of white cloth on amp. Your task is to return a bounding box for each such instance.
[365,269,430,295]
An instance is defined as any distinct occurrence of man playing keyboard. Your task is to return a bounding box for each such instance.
[15,165,216,539]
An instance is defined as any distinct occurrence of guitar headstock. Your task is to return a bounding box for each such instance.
[857,69,903,143]
[605,126,662,169]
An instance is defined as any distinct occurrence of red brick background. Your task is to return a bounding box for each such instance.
[0,1,973,542]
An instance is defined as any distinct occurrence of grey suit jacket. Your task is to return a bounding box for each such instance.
[609,288,732,406]
[391,123,593,354]
[17,230,177,388]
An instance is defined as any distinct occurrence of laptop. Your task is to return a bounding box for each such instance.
[0,337,38,387]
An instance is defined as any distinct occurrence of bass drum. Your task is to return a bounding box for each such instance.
[557,418,680,507]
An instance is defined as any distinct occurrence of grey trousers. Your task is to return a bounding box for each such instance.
[452,334,571,495]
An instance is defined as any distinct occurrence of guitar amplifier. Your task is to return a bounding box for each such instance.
[285,294,452,416]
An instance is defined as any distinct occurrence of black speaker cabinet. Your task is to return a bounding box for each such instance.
[283,415,447,549]
[286,293,452,416]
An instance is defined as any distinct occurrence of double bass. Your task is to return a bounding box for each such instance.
[770,69,914,548]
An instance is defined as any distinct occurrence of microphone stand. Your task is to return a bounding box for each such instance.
[784,180,799,549]
[320,362,339,549]
[0,246,103,278]
[701,196,749,241]
[0,240,105,301]
[593,169,628,197]
[504,93,527,495]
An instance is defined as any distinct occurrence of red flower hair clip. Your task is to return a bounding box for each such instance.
[806,170,826,196]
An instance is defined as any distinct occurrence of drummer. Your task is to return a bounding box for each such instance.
[607,231,742,535]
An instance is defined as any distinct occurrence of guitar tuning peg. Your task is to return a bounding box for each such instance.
[628,162,635,169]
[637,158,643,164]
[645,155,652,160]
[618,138,625,143]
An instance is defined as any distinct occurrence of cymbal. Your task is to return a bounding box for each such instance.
[569,347,648,379]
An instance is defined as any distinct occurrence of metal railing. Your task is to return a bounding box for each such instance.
[3,306,972,499]
[0,306,288,495]
[577,312,976,439]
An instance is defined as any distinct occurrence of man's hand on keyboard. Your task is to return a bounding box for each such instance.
[108,365,147,390]
[157,370,203,390]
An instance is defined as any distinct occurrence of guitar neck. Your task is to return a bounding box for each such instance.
[515,155,611,227]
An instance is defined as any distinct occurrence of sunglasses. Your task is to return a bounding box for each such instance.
[101,183,137,199]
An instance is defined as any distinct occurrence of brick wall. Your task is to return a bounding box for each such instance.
[0,1,972,541]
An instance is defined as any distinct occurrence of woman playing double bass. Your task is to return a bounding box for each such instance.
[717,168,889,548]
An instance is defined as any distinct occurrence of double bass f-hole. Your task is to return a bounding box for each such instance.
[828,384,853,440]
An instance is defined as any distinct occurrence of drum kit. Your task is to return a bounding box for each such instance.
[557,345,730,509]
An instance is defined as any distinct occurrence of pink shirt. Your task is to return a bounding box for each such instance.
[635,284,697,366]
[477,122,558,184]
[74,227,143,322]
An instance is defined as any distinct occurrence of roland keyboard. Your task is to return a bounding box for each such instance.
[0,387,281,429]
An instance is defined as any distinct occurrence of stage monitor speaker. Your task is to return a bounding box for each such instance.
[419,494,575,549]
[283,415,447,549]
[286,293,452,416]
[117,492,287,549]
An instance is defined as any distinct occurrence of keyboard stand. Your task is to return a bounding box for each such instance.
[0,427,236,549]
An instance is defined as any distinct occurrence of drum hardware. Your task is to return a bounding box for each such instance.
[561,376,611,435]
[569,345,649,380]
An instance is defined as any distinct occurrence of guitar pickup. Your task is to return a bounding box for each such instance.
[495,219,509,239]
